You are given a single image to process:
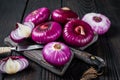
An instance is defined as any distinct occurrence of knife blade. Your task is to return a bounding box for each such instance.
[0,44,43,54]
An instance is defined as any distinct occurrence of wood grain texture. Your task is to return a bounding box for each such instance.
[0,0,27,80]
[62,0,97,18]
[95,0,120,80]
[22,0,61,23]
[0,0,27,46]
[0,0,120,80]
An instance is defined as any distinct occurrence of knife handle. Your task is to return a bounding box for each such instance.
[0,47,11,54]
[71,48,106,69]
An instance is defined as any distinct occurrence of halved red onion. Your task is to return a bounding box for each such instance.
[10,22,34,43]
[51,7,79,24]
[42,42,72,66]
[0,56,29,74]
[32,21,62,44]
[82,13,111,35]
[63,19,94,47]
[24,7,50,26]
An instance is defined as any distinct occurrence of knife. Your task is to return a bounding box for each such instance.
[0,45,43,54]
[70,47,106,70]
[0,44,106,69]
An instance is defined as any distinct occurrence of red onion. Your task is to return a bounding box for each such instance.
[24,7,50,26]
[10,22,34,43]
[63,19,94,47]
[42,42,72,66]
[0,56,29,74]
[51,7,79,24]
[32,21,62,44]
[82,13,111,35]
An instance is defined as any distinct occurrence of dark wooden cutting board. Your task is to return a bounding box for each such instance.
[4,36,74,76]
[4,33,98,76]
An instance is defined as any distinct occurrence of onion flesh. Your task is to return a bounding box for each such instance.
[42,42,72,66]
[10,22,34,43]
[0,56,29,74]
[82,13,111,35]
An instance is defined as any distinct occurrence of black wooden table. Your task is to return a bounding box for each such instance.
[0,0,120,80]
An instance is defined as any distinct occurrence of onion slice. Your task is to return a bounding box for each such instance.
[82,13,111,35]
[42,42,72,66]
[0,56,29,74]
[63,19,94,47]
[10,22,34,43]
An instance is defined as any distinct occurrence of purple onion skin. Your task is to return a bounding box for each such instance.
[82,13,111,35]
[0,56,29,74]
[32,21,62,44]
[63,19,94,47]
[24,7,50,26]
[51,7,79,24]
[42,42,72,66]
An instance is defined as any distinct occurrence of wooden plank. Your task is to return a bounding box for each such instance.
[0,0,27,80]
[62,0,97,18]
[22,0,61,23]
[0,0,27,46]
[3,0,91,79]
[62,0,100,80]
[62,0,120,80]
[95,0,120,80]
[19,0,70,80]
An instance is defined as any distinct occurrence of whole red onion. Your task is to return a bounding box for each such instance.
[51,7,79,24]
[32,21,62,44]
[24,7,50,26]
[63,19,94,47]
[82,13,111,35]
[0,56,29,74]
[42,42,72,66]
[10,22,34,43]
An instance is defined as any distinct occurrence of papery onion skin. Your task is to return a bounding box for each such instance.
[32,21,62,44]
[10,22,34,43]
[42,42,72,66]
[0,56,29,74]
[24,7,50,26]
[82,13,111,35]
[51,7,79,24]
[63,19,94,47]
